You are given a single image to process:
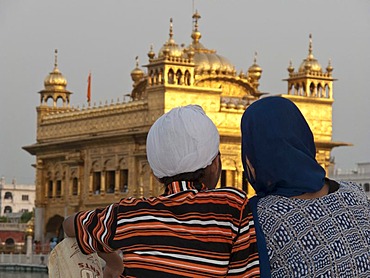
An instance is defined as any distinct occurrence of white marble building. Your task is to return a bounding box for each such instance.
[331,162,370,199]
[0,177,35,217]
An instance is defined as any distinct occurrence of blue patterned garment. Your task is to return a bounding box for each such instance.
[257,181,370,277]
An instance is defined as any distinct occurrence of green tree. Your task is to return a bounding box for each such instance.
[20,211,33,223]
[0,216,8,222]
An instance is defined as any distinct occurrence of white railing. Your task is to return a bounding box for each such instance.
[0,253,49,265]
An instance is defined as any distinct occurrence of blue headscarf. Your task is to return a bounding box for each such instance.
[241,96,326,277]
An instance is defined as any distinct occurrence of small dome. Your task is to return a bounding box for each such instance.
[131,56,144,83]
[158,18,184,58]
[298,34,322,73]
[44,50,67,91]
[298,57,322,73]
[248,52,262,80]
[193,52,234,74]
[158,43,183,58]
[188,11,234,75]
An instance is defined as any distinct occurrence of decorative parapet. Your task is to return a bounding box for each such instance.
[149,56,193,65]
[287,71,333,79]
[37,100,149,141]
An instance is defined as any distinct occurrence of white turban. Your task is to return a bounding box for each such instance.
[147,105,220,178]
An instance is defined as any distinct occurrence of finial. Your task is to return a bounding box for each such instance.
[135,56,139,67]
[148,44,155,59]
[192,10,201,31]
[287,59,294,73]
[308,33,313,58]
[54,49,58,69]
[326,58,333,73]
[253,51,258,64]
[191,10,202,43]
[169,18,173,40]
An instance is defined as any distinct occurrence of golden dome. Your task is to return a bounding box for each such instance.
[131,56,144,83]
[188,11,235,75]
[193,51,234,74]
[158,18,184,58]
[298,34,322,73]
[44,49,67,91]
[248,52,262,80]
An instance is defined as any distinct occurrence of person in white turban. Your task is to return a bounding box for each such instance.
[63,105,260,278]
[147,104,220,189]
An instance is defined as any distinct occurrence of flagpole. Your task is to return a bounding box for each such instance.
[87,71,91,106]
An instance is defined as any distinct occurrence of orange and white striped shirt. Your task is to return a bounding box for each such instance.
[74,181,260,277]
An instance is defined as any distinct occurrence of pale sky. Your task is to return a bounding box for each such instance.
[1,0,369,184]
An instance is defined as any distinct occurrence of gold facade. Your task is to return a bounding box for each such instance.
[23,15,348,242]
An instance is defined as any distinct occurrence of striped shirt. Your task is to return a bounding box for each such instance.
[74,181,260,277]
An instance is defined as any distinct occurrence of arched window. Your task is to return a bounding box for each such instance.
[317,83,323,97]
[325,84,330,98]
[4,192,12,200]
[4,206,12,213]
[56,96,65,107]
[168,69,175,84]
[72,178,78,196]
[5,238,14,246]
[48,180,53,198]
[155,69,159,85]
[310,82,315,96]
[220,170,236,188]
[120,170,129,193]
[294,84,299,95]
[56,180,62,198]
[160,69,164,84]
[176,69,183,85]
[105,171,115,194]
[149,70,154,85]
[184,70,191,86]
[93,172,101,194]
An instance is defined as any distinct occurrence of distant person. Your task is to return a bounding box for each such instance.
[49,238,57,251]
[64,105,260,277]
[241,96,370,277]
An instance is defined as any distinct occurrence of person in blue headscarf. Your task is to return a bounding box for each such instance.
[241,96,370,277]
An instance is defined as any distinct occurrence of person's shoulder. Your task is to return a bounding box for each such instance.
[337,180,363,191]
[208,187,247,199]
[334,180,369,201]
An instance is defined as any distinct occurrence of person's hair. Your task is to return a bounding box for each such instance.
[159,168,205,188]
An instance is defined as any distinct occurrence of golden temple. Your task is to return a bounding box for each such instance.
[23,12,348,242]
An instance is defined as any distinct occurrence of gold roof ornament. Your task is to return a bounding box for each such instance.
[191,10,202,47]
[248,52,262,80]
[158,18,184,58]
[298,34,322,73]
[44,49,68,91]
[287,60,295,74]
[326,59,333,75]
[147,44,155,59]
[130,56,144,83]
[25,215,34,237]
[187,11,234,75]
